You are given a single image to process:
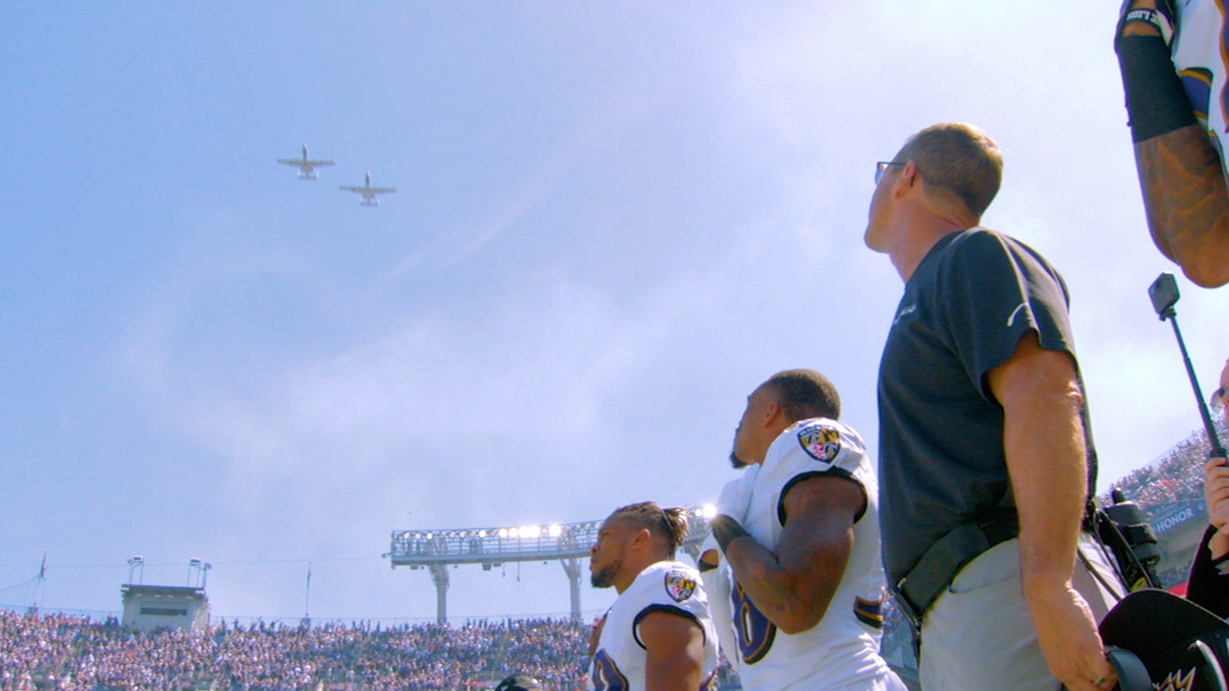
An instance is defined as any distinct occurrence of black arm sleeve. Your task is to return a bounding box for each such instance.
[1116,36,1198,143]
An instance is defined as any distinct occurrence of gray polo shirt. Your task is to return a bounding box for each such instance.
[876,227,1097,585]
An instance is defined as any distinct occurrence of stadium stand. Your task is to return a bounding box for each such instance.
[1103,421,1228,587]
[0,612,592,691]
[1107,433,1207,515]
[3,422,1222,691]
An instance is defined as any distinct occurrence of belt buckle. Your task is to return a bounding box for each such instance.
[889,578,922,632]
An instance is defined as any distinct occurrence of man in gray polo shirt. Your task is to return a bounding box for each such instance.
[865,122,1125,691]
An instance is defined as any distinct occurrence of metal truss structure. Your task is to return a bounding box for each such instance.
[387,507,713,624]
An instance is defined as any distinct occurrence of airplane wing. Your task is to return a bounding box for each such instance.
[340,185,363,192]
[369,187,396,194]
[277,159,304,166]
[306,160,335,167]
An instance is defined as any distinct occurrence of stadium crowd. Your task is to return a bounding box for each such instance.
[3,423,1222,691]
[1104,426,1223,511]
[0,612,590,691]
[1102,422,1228,588]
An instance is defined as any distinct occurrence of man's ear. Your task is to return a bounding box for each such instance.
[762,400,783,427]
[898,161,919,193]
[630,527,652,550]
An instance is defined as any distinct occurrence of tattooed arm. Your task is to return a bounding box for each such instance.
[715,475,862,635]
[1118,2,1229,287]
[1135,123,1229,287]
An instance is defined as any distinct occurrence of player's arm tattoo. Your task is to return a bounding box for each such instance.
[1135,124,1229,287]
[720,476,860,635]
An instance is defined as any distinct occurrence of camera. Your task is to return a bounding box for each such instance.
[1149,272,1179,318]
[1098,490,1161,591]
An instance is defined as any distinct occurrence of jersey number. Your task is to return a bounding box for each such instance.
[731,579,777,664]
[590,649,628,691]
[592,647,716,691]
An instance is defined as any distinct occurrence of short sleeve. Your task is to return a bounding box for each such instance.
[938,231,1075,402]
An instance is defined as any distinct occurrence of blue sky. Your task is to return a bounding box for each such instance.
[1,2,1226,623]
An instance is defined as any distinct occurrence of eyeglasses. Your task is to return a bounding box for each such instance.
[1213,386,1227,415]
[875,161,906,185]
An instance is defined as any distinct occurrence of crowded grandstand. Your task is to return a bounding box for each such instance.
[0,422,1221,691]
[0,614,590,691]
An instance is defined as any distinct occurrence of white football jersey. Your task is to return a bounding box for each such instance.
[1172,0,1229,176]
[589,561,719,691]
[730,418,896,691]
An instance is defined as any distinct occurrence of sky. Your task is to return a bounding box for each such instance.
[1,1,1227,624]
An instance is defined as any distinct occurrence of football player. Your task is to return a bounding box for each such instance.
[588,502,719,691]
[704,370,905,691]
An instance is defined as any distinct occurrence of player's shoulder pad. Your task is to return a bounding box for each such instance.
[791,418,850,464]
[662,567,698,603]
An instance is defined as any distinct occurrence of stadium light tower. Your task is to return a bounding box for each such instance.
[127,555,145,585]
[187,558,211,588]
[387,509,713,624]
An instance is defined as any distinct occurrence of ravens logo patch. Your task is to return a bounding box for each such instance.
[797,422,842,463]
[664,570,697,603]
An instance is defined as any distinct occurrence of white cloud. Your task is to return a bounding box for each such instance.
[80,1,1229,621]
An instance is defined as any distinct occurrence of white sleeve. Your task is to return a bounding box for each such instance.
[697,554,738,662]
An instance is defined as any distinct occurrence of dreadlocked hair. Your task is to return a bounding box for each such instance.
[611,502,690,557]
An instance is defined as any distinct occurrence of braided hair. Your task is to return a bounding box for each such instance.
[610,502,690,558]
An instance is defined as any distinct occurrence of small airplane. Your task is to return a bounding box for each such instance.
[277,144,335,180]
[341,172,396,206]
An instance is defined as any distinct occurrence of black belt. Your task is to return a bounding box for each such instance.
[891,512,1020,628]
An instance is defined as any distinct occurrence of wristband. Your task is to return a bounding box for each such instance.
[711,515,750,553]
[1120,8,1174,46]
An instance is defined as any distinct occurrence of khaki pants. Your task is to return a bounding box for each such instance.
[919,535,1125,691]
